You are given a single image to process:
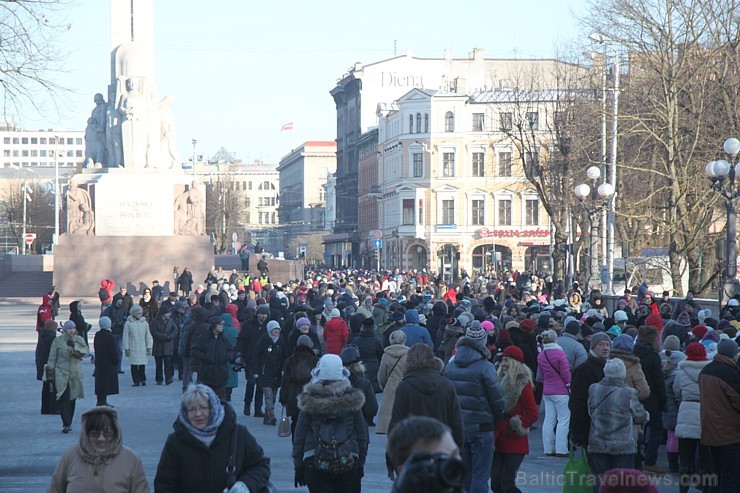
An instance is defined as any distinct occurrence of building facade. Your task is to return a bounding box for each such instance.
[378,87,558,281]
[328,48,576,268]
[277,141,336,233]
[0,124,85,169]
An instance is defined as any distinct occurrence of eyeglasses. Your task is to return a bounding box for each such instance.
[88,428,114,439]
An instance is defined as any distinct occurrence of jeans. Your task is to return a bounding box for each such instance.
[462,429,494,493]
[491,452,524,493]
[588,453,634,487]
[708,443,740,493]
[154,355,174,383]
[113,333,123,372]
[542,394,570,454]
[57,385,76,428]
[262,386,276,413]
[643,413,664,466]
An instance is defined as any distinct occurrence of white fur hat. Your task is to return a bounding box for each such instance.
[310,354,350,383]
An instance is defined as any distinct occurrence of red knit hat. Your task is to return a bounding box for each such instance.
[691,325,708,340]
[502,345,524,363]
[520,319,536,333]
[498,328,511,342]
[645,313,663,331]
[685,342,707,361]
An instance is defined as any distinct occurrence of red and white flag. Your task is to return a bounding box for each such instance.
[280,122,294,132]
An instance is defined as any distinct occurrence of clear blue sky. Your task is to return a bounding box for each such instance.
[21,0,590,164]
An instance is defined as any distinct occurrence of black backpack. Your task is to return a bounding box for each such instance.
[98,287,108,302]
[313,414,358,475]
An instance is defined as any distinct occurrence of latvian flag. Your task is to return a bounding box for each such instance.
[281,122,294,132]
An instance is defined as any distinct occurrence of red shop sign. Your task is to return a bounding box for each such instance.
[491,229,549,238]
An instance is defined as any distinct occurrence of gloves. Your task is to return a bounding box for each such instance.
[66,340,75,348]
[223,481,249,493]
[146,348,152,356]
[294,466,306,487]
[125,349,130,357]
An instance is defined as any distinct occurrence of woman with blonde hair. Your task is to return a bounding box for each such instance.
[492,346,538,493]
[376,330,409,434]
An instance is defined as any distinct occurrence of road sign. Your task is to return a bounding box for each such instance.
[299,242,308,248]
[479,227,489,238]
[372,230,382,240]
[372,239,382,249]
[24,233,36,245]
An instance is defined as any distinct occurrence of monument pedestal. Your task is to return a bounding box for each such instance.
[54,234,213,297]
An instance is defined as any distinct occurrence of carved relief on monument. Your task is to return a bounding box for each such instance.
[174,181,205,236]
[66,182,95,235]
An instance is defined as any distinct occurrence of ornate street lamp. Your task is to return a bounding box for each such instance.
[705,137,740,303]
[575,166,614,292]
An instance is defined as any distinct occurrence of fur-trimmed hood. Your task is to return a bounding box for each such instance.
[404,351,444,375]
[297,379,365,416]
[453,336,491,367]
[609,348,641,365]
[500,368,532,412]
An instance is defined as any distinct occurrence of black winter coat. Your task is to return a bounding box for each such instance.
[154,403,270,493]
[633,341,667,415]
[184,307,210,372]
[139,297,159,324]
[569,353,606,447]
[353,330,384,392]
[192,330,234,388]
[280,346,319,417]
[508,326,538,375]
[287,329,322,356]
[93,328,120,397]
[237,318,268,365]
[104,303,126,335]
[389,364,465,449]
[254,335,287,388]
[151,316,177,356]
[349,372,378,423]
[177,270,193,292]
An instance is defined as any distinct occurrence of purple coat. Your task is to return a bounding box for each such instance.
[537,343,571,395]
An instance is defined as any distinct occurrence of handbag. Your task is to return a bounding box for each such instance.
[277,407,291,437]
[562,444,592,493]
[43,364,54,383]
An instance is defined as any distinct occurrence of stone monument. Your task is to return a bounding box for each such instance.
[54,0,212,296]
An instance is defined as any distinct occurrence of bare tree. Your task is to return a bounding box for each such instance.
[0,1,69,118]
[0,178,54,252]
[205,174,246,254]
[582,0,740,295]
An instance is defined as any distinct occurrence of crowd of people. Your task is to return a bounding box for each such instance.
[33,268,740,493]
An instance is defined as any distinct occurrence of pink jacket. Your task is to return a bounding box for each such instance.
[537,344,571,395]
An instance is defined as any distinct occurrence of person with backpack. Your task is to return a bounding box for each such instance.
[293,354,368,493]
[99,279,114,315]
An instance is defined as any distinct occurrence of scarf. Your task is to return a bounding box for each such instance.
[178,387,225,445]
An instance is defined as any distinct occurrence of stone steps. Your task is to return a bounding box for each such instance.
[0,271,53,298]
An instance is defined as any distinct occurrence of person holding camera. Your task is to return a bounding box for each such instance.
[46,320,89,433]
[387,416,464,493]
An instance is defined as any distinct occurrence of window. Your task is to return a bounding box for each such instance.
[3,150,9,157]
[12,150,18,157]
[40,137,46,144]
[31,150,38,157]
[418,199,424,224]
[22,137,28,144]
[526,112,539,130]
[248,181,252,190]
[66,138,73,145]
[424,114,429,132]
[3,137,9,144]
[76,150,83,157]
[31,137,37,144]
[22,150,28,157]
[272,212,276,224]
[498,199,512,225]
[412,153,423,177]
[444,111,455,132]
[403,199,415,225]
[442,199,455,225]
[242,181,246,191]
[246,197,250,207]
[67,150,74,157]
[258,212,263,224]
[472,199,485,225]
[416,113,422,133]
[526,199,539,225]
[409,114,414,133]
[75,138,83,145]
[472,113,485,131]
[12,137,19,144]
[500,112,513,131]
[246,212,250,223]
[498,152,512,177]
[442,152,455,177]
[472,152,485,177]
[40,150,47,157]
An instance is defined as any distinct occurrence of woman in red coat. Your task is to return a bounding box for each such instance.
[322,308,348,355]
[492,346,538,493]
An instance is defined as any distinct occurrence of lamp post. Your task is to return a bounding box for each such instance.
[705,137,740,303]
[192,139,198,180]
[53,136,60,248]
[575,166,614,292]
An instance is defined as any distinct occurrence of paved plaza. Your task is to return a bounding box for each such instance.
[0,297,677,492]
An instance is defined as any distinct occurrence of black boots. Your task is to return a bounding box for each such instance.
[243,403,251,416]
[263,409,276,425]
[668,452,679,473]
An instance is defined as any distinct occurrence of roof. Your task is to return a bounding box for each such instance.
[469,88,594,103]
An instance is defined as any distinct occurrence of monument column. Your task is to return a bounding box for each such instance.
[110,0,155,84]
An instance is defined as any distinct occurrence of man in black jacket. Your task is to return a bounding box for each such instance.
[634,324,667,474]
[569,332,611,450]
[192,316,234,400]
[237,305,270,417]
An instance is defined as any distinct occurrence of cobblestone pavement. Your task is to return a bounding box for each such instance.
[0,298,677,492]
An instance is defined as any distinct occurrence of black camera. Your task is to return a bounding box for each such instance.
[391,452,466,493]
